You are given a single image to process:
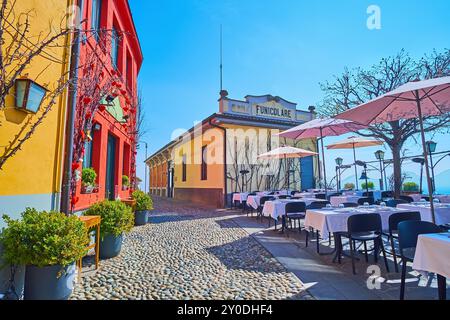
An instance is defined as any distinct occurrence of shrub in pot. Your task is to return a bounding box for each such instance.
[403,182,419,192]
[344,183,355,190]
[81,168,97,194]
[83,201,134,259]
[122,175,130,191]
[132,190,153,226]
[361,181,375,190]
[0,209,89,300]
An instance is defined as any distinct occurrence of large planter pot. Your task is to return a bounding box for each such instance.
[134,210,148,226]
[24,263,76,300]
[99,233,123,259]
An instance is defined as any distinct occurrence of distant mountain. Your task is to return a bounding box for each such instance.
[435,169,450,194]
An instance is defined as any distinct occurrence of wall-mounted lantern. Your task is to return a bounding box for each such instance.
[15,78,48,113]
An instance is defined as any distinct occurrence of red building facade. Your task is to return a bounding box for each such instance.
[72,0,143,211]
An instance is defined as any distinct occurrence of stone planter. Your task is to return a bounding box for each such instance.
[24,263,76,300]
[134,210,148,226]
[99,233,123,259]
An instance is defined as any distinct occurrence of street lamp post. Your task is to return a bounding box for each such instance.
[374,150,385,191]
[412,157,425,194]
[335,157,343,191]
[426,141,437,193]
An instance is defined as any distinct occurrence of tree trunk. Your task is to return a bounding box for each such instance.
[391,143,402,198]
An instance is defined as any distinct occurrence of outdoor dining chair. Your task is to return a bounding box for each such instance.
[399,195,414,203]
[314,193,327,200]
[386,199,409,208]
[362,191,374,198]
[342,202,359,208]
[245,193,257,217]
[338,213,390,275]
[326,192,342,201]
[381,191,394,198]
[357,197,375,205]
[421,196,439,202]
[257,196,276,222]
[397,220,442,300]
[278,195,291,199]
[285,202,307,234]
[382,211,421,272]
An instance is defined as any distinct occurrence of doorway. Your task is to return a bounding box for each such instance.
[105,134,117,200]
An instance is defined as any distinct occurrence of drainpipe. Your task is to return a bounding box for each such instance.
[61,3,82,215]
[209,119,227,208]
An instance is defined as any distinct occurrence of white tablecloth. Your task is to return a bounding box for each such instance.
[329,196,362,206]
[397,203,450,226]
[247,195,261,209]
[435,195,450,203]
[413,233,450,278]
[232,193,248,203]
[263,199,328,220]
[305,207,406,239]
[294,192,316,198]
[409,194,425,202]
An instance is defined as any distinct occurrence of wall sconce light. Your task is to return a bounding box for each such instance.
[15,78,48,113]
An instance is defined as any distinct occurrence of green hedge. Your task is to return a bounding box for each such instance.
[403,182,419,192]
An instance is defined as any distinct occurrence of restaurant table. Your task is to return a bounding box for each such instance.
[77,215,101,279]
[354,190,383,201]
[232,192,248,204]
[263,199,329,220]
[409,194,425,202]
[412,233,449,300]
[397,203,450,226]
[329,195,362,206]
[247,195,261,209]
[294,192,316,198]
[435,195,450,203]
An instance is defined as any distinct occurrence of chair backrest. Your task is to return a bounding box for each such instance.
[315,193,326,200]
[278,195,291,199]
[381,191,394,198]
[388,211,421,233]
[342,202,359,208]
[285,202,306,214]
[386,199,408,207]
[260,196,275,206]
[362,191,374,198]
[398,221,442,251]
[347,213,382,233]
[399,195,414,203]
[307,201,330,210]
[326,192,342,200]
[422,196,439,202]
[290,190,300,196]
[357,197,375,205]
[268,191,276,195]
[248,193,257,196]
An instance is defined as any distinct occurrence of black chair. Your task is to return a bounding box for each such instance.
[268,191,276,195]
[381,191,394,199]
[285,202,306,234]
[357,197,375,205]
[342,202,359,208]
[278,195,291,199]
[386,199,408,208]
[422,196,439,203]
[362,191,374,198]
[306,201,330,210]
[290,190,300,196]
[257,196,276,222]
[338,213,389,275]
[245,193,257,217]
[326,192,342,201]
[383,211,421,273]
[399,195,414,203]
[397,221,442,300]
[231,192,240,209]
[314,193,326,200]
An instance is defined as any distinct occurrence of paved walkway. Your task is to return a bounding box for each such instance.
[72,196,447,300]
[71,197,311,300]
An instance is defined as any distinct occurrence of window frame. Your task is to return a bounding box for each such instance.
[182,154,187,182]
[201,145,207,181]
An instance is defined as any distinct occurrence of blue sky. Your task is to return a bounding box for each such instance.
[129,0,450,192]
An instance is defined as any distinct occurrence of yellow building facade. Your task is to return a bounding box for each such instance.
[146,92,319,208]
[0,0,73,226]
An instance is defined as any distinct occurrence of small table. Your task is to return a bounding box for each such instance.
[413,233,449,300]
[77,216,101,278]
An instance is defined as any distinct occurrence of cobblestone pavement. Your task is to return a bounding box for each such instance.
[70,197,310,300]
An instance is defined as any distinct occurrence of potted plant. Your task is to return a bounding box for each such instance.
[81,168,97,194]
[361,181,375,190]
[83,200,134,259]
[344,183,355,190]
[0,209,89,300]
[132,190,153,226]
[122,175,130,191]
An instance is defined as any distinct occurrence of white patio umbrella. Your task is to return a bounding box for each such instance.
[335,76,450,223]
[326,136,383,190]
[257,146,318,191]
[278,118,366,194]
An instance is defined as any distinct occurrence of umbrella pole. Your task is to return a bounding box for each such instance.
[316,139,322,188]
[353,144,358,190]
[415,91,436,224]
[320,128,327,195]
